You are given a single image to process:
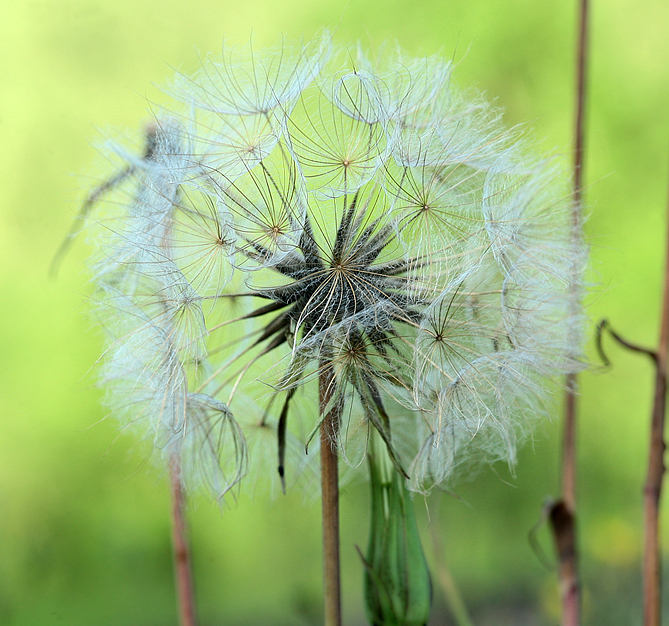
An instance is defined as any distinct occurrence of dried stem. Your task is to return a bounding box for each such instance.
[319,361,342,626]
[595,153,669,625]
[169,455,198,626]
[563,0,589,515]
[549,502,578,626]
[549,1,589,625]
[643,152,669,626]
[562,0,589,508]
[596,235,669,626]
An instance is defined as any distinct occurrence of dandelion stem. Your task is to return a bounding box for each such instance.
[319,360,342,626]
[169,455,198,626]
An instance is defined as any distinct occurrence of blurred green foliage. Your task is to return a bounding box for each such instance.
[1,0,669,624]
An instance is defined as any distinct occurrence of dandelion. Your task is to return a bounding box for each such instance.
[70,33,585,626]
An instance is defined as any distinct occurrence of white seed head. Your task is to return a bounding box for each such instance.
[81,33,586,497]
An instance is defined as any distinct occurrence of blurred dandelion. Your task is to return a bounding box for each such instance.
[69,32,585,625]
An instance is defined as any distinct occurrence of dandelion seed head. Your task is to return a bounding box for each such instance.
[80,33,585,497]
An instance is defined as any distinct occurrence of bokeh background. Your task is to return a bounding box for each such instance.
[2,0,669,624]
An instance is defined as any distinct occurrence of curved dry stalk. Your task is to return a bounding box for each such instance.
[596,282,668,626]
[643,152,669,626]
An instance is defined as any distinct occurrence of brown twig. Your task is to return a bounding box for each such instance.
[549,501,578,626]
[643,155,669,626]
[319,361,342,626]
[169,455,198,626]
[596,319,657,366]
[549,2,589,625]
[595,206,669,626]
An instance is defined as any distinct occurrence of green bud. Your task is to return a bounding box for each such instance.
[363,441,432,626]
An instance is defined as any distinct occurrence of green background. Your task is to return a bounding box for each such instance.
[1,0,668,624]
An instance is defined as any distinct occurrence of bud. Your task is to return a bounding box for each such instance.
[364,436,432,626]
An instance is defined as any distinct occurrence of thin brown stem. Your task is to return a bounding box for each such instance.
[596,319,658,365]
[595,154,669,626]
[561,374,579,513]
[556,376,579,626]
[643,151,669,626]
[562,0,589,515]
[549,502,579,626]
[562,0,590,509]
[550,2,589,625]
[169,456,198,626]
[319,362,342,626]
[573,0,588,215]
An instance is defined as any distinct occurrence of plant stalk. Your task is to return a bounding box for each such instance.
[643,149,669,626]
[549,501,579,626]
[550,2,589,625]
[169,455,198,626]
[320,361,342,626]
[562,0,589,515]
